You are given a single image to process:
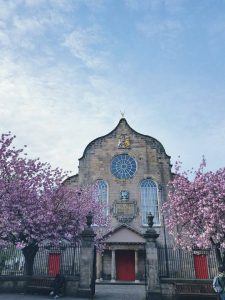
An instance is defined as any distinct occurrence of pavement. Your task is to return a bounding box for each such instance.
[95,284,146,299]
[0,284,146,300]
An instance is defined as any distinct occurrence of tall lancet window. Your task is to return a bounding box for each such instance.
[96,179,108,216]
[140,179,160,225]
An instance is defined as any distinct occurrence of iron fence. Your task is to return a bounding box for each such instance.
[158,245,218,279]
[0,246,24,276]
[0,242,80,276]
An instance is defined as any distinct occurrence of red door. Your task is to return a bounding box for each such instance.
[193,254,209,279]
[116,250,135,281]
[48,253,60,276]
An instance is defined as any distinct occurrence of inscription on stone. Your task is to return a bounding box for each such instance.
[116,203,134,215]
[113,200,138,223]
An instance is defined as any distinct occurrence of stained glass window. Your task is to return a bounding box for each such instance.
[111,154,137,180]
[140,179,160,225]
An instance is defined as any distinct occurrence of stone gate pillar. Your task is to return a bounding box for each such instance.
[144,212,161,300]
[78,212,96,298]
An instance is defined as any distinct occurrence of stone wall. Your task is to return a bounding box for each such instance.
[0,275,79,296]
[0,276,27,293]
[160,278,217,300]
[69,118,172,242]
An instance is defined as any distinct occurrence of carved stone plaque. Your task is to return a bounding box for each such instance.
[113,200,138,223]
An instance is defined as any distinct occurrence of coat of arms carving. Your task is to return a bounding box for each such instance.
[118,134,131,149]
[112,200,138,223]
[112,191,138,223]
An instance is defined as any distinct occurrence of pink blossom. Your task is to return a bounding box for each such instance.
[0,132,110,249]
[162,158,225,264]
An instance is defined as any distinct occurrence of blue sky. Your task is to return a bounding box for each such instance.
[1,0,225,174]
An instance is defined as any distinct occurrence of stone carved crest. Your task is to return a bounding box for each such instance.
[118,134,131,149]
[120,190,129,200]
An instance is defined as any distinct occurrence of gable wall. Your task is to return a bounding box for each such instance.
[70,119,172,244]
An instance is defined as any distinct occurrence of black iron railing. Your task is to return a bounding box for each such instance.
[0,242,80,276]
[157,245,218,279]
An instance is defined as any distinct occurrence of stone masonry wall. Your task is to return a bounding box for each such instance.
[70,119,172,242]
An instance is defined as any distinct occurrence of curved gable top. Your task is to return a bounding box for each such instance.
[79,118,170,160]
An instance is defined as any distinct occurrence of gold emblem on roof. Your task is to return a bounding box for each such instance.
[118,134,131,149]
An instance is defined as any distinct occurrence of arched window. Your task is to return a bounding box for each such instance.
[96,179,108,216]
[140,179,160,225]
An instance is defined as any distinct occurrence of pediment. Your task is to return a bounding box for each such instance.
[105,226,145,244]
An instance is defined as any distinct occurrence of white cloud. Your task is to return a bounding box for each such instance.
[0,30,10,46]
[0,51,129,173]
[0,1,71,54]
[63,26,109,70]
[0,0,224,176]
[0,0,19,21]
[13,16,43,33]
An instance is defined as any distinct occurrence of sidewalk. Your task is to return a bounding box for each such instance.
[95,284,146,299]
[0,294,82,300]
[0,284,146,300]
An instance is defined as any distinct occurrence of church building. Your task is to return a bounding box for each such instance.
[67,118,173,282]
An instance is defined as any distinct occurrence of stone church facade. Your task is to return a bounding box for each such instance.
[67,118,173,282]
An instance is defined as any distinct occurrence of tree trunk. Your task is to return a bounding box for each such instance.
[215,247,222,265]
[210,239,225,269]
[222,249,225,268]
[215,247,225,268]
[22,243,39,275]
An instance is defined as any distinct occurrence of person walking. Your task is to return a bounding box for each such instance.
[213,266,225,300]
[50,273,66,299]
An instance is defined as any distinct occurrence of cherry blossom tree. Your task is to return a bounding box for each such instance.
[162,158,225,266]
[0,133,109,275]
